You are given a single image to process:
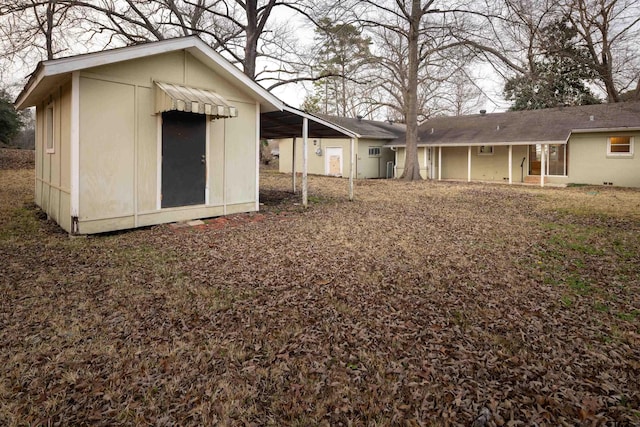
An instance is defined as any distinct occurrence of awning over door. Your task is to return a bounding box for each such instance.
[155,81,238,118]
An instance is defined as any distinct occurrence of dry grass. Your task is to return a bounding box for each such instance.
[1,164,639,426]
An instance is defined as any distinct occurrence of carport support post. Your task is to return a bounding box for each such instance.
[292,137,296,193]
[349,138,355,201]
[302,118,308,207]
[467,146,472,182]
[438,146,442,181]
[508,145,513,184]
[540,144,546,188]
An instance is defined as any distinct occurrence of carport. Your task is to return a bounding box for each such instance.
[260,106,358,205]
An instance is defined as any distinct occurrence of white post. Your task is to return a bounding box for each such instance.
[430,148,435,179]
[438,146,442,181]
[349,137,355,201]
[540,144,546,188]
[467,145,472,182]
[394,149,397,178]
[292,137,296,193]
[302,118,308,206]
[70,71,80,233]
[423,146,427,179]
[254,101,259,211]
[508,145,513,184]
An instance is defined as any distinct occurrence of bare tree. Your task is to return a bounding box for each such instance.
[352,0,477,180]
[1,0,316,93]
[0,0,80,67]
[563,0,640,102]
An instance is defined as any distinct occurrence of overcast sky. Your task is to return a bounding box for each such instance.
[2,5,509,113]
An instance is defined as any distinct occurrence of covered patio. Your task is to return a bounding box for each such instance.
[426,141,568,187]
[260,106,358,204]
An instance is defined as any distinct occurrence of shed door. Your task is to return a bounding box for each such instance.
[325,147,343,177]
[162,111,206,208]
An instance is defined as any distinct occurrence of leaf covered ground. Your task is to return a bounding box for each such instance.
[1,157,639,426]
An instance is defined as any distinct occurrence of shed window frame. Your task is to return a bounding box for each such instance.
[368,146,381,157]
[607,136,633,157]
[477,145,494,155]
[45,102,55,154]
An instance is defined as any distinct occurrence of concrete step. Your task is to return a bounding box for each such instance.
[524,175,548,184]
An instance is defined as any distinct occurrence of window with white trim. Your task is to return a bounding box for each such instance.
[477,145,494,155]
[368,146,381,157]
[45,103,55,154]
[607,136,633,156]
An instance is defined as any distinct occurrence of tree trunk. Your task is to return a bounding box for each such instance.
[243,0,258,78]
[400,0,422,181]
[45,1,55,59]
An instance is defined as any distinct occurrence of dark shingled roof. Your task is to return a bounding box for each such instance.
[315,114,406,141]
[386,101,640,147]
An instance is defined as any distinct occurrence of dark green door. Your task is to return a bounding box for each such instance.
[161,111,206,208]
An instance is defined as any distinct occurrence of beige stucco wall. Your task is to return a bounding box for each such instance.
[394,147,431,179]
[357,141,395,178]
[34,81,72,232]
[395,145,529,182]
[278,137,393,178]
[561,132,640,187]
[75,50,259,234]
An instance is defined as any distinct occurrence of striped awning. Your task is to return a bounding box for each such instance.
[155,81,238,118]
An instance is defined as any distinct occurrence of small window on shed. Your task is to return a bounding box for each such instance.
[608,136,633,156]
[45,103,55,154]
[478,145,494,155]
[368,147,381,157]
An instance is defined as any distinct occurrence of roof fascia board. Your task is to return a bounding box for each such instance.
[571,127,640,133]
[283,105,359,138]
[386,140,567,147]
[15,66,45,109]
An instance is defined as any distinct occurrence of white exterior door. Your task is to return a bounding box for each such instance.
[325,147,343,177]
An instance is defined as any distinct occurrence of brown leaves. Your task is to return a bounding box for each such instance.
[1,168,639,425]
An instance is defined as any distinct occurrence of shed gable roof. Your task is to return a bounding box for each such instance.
[15,36,283,112]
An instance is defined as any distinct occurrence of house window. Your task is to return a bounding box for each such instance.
[368,147,381,157]
[45,103,55,154]
[477,145,494,155]
[608,136,633,156]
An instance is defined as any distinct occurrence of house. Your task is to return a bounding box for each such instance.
[14,36,283,234]
[389,102,640,187]
[278,115,405,179]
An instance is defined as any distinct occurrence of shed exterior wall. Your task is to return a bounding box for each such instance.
[34,80,72,232]
[74,50,259,234]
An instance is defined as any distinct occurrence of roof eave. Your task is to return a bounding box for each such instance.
[15,63,45,109]
[291,107,360,138]
[386,140,567,147]
[571,126,640,133]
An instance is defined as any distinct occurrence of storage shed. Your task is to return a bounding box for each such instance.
[15,36,283,234]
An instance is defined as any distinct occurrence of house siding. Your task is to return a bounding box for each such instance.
[395,145,529,182]
[356,140,394,179]
[565,132,640,187]
[279,137,394,179]
[279,137,351,177]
